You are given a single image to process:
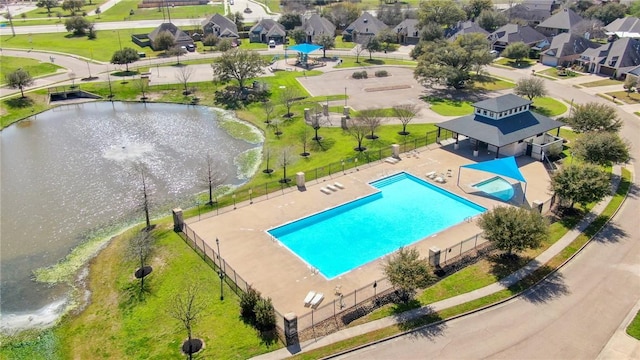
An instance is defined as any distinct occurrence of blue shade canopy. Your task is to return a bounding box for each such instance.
[287,44,323,54]
[461,156,526,182]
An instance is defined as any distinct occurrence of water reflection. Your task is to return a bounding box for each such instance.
[0,102,261,331]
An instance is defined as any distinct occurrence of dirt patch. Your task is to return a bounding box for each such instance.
[364,85,411,92]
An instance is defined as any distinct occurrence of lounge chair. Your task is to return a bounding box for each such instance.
[326,184,338,192]
[334,182,345,189]
[320,187,332,194]
[310,292,324,307]
[435,176,446,183]
[426,171,436,179]
[304,291,316,306]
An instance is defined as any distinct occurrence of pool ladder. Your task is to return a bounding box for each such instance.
[464,216,473,223]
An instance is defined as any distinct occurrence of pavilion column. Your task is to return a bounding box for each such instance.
[495,147,500,159]
[556,128,560,136]
[436,128,441,144]
[473,139,479,157]
[454,133,459,150]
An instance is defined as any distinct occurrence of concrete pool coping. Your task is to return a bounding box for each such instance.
[186,141,553,322]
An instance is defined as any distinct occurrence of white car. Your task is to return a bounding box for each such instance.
[269,40,276,48]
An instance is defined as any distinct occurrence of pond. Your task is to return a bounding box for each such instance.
[0,101,262,332]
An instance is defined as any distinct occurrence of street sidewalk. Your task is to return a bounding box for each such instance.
[253,166,632,360]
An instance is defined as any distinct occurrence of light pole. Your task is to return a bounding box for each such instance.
[232,194,236,209]
[249,189,253,204]
[344,87,347,107]
[373,280,377,305]
[341,160,345,174]
[216,238,224,301]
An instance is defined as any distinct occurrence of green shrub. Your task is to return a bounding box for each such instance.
[352,71,368,79]
[254,297,276,331]
[375,70,388,77]
[239,286,261,323]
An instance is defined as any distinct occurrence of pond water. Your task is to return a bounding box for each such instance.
[0,102,262,332]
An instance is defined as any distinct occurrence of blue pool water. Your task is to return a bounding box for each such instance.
[268,172,486,278]
[473,176,515,201]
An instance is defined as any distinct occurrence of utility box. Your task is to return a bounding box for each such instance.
[429,246,441,267]
[172,208,183,232]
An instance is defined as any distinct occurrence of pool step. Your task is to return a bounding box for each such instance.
[372,173,405,188]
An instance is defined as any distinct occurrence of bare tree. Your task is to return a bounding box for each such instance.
[175,66,193,95]
[347,117,370,152]
[359,108,383,139]
[263,100,274,124]
[167,45,187,65]
[168,284,206,360]
[393,104,419,135]
[129,230,153,293]
[271,117,283,137]
[202,153,223,205]
[263,146,274,174]
[299,126,311,157]
[278,146,297,183]
[136,78,149,101]
[279,87,300,118]
[310,104,324,141]
[133,163,153,231]
[353,43,366,63]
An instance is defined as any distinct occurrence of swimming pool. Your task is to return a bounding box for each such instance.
[268,172,486,278]
[473,176,515,201]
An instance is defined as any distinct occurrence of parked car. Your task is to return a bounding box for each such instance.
[186,44,195,52]
[269,40,276,48]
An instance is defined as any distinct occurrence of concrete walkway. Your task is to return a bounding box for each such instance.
[253,166,638,359]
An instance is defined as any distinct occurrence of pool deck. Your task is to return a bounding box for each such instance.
[186,141,553,319]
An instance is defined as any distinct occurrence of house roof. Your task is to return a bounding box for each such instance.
[393,19,420,38]
[473,94,532,113]
[201,13,239,37]
[537,8,583,31]
[250,19,286,36]
[437,108,563,148]
[542,32,599,58]
[445,20,489,41]
[148,23,192,43]
[343,11,388,36]
[605,16,640,38]
[503,4,552,24]
[600,37,640,72]
[300,14,336,37]
[489,24,548,45]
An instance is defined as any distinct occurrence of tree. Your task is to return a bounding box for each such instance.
[278,146,297,183]
[624,75,636,96]
[584,2,627,25]
[359,108,383,139]
[383,247,434,303]
[129,231,153,293]
[347,116,371,152]
[279,86,300,118]
[464,0,494,20]
[502,42,530,66]
[168,284,206,360]
[550,164,611,209]
[212,49,267,92]
[278,13,301,30]
[565,102,622,133]
[239,286,261,323]
[364,36,382,60]
[418,0,466,28]
[202,33,218,51]
[65,16,91,35]
[36,0,58,17]
[62,0,85,15]
[166,46,187,65]
[321,2,360,29]
[153,30,176,51]
[629,0,640,18]
[573,132,631,165]
[353,43,366,63]
[316,33,335,58]
[95,6,101,18]
[376,28,397,53]
[377,3,404,27]
[217,38,233,52]
[262,100,274,124]
[393,103,419,135]
[310,104,324,141]
[477,9,509,32]
[289,28,307,45]
[227,11,244,30]
[110,47,139,72]
[254,297,276,331]
[6,69,34,98]
[414,33,491,89]
[202,153,223,205]
[135,78,149,101]
[299,125,311,157]
[175,66,193,95]
[478,206,548,257]
[133,163,153,231]
[514,76,547,101]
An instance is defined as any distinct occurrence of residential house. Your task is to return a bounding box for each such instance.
[146,23,194,51]
[488,24,548,52]
[576,37,640,78]
[540,32,599,67]
[249,19,286,44]
[201,13,239,40]
[394,19,420,45]
[536,8,584,36]
[436,94,564,160]
[605,16,640,38]
[298,13,336,44]
[445,20,489,42]
[342,11,388,44]
[503,0,559,27]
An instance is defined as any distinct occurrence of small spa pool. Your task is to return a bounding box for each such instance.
[473,176,515,201]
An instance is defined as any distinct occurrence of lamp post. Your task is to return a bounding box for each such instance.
[216,238,224,301]
[232,194,236,209]
[373,280,377,305]
[341,160,345,174]
[249,189,253,204]
[344,87,347,107]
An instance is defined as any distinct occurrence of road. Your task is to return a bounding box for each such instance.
[334,67,640,359]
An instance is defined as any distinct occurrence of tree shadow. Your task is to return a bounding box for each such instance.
[589,216,627,244]
[519,268,570,304]
[394,306,447,340]
[5,96,34,109]
[258,329,279,346]
[488,253,534,281]
[363,59,384,65]
[531,105,552,117]
[311,137,335,152]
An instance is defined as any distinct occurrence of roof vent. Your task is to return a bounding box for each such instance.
[364,19,368,23]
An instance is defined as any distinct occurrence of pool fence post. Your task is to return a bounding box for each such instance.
[354,289,357,306]
[312,310,316,341]
[460,241,463,257]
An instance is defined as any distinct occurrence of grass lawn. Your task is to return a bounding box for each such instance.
[0,55,64,85]
[605,90,640,104]
[580,78,622,87]
[469,75,515,91]
[333,56,416,69]
[422,95,565,117]
[627,310,640,339]
[1,28,160,61]
[334,36,355,50]
[494,58,537,69]
[538,67,582,79]
[532,97,568,116]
